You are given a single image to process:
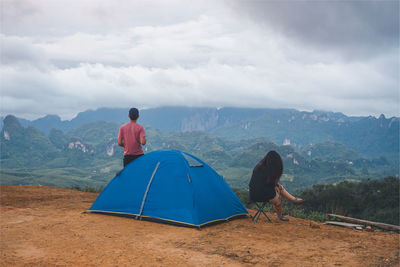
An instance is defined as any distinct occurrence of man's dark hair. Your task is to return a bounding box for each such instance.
[129,108,139,121]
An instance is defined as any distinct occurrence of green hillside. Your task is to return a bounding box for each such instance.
[1,115,397,193]
[13,107,399,161]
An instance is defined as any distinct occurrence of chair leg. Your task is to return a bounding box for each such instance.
[260,209,273,223]
[251,210,261,222]
[254,210,262,223]
[252,203,273,223]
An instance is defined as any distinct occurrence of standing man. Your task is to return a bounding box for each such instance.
[118,108,146,167]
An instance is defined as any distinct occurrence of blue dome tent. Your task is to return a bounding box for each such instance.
[88,150,248,228]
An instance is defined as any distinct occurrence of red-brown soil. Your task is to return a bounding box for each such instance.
[1,185,399,266]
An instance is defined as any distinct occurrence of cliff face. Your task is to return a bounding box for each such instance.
[2,115,23,136]
[181,110,219,131]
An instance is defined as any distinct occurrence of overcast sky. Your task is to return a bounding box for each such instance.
[1,0,399,120]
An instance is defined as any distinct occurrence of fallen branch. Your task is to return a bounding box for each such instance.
[325,221,363,230]
[328,214,400,232]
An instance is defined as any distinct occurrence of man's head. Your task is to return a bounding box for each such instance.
[129,108,139,121]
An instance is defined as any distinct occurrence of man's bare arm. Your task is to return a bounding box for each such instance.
[118,138,124,147]
[140,137,146,145]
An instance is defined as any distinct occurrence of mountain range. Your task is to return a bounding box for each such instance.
[1,107,398,159]
[1,106,398,191]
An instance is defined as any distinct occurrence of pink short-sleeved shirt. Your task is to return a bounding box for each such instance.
[118,122,146,156]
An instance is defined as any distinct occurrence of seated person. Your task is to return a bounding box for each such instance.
[249,150,305,221]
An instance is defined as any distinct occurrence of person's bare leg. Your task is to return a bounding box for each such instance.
[269,193,282,216]
[269,186,288,221]
[278,184,296,201]
[278,184,305,204]
[274,202,283,217]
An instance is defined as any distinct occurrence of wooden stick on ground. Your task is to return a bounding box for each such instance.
[325,221,364,230]
[328,214,400,232]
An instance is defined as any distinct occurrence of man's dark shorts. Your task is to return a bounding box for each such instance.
[123,154,144,167]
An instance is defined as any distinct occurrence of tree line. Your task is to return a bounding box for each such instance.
[234,176,399,225]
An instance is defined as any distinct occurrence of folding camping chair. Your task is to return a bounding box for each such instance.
[251,202,272,223]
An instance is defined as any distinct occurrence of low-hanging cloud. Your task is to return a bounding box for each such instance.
[0,0,398,120]
[228,0,399,60]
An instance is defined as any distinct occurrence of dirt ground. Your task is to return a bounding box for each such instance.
[1,185,399,267]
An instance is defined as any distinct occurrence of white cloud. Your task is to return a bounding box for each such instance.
[0,0,398,120]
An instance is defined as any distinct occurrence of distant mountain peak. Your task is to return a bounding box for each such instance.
[2,115,23,133]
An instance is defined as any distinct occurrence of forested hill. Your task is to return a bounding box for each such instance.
[2,107,398,159]
[1,115,398,191]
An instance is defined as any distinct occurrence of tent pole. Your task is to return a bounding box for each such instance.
[137,162,160,220]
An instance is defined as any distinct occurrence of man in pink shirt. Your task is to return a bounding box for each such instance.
[118,108,146,167]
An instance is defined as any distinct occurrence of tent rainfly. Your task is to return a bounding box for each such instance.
[88,150,248,228]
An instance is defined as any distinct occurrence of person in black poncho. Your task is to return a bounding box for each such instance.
[249,150,305,221]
